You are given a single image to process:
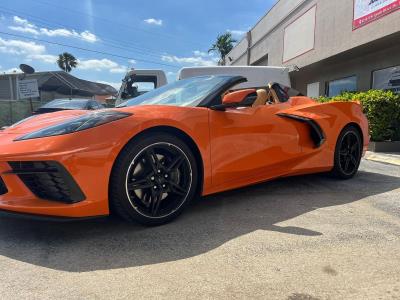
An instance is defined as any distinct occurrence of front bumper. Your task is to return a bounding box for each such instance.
[0,131,121,218]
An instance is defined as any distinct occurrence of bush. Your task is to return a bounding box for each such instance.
[316,90,400,142]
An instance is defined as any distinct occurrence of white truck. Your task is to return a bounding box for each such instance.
[116,66,291,106]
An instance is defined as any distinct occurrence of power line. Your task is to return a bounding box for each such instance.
[0,7,172,58]
[0,31,181,69]
[34,0,207,48]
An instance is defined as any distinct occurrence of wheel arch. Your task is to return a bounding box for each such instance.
[110,125,205,199]
[343,122,364,146]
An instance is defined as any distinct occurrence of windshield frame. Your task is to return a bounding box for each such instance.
[118,75,246,108]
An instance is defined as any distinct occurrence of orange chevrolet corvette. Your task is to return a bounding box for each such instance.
[0,76,369,225]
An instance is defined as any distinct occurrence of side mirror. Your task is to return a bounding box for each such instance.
[222,89,256,105]
[212,89,256,111]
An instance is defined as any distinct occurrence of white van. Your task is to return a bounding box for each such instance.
[178,66,291,89]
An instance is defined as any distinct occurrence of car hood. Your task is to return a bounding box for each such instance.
[1,110,90,134]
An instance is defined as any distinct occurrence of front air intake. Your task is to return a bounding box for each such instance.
[7,161,85,204]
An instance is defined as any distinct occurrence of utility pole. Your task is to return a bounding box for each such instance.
[246,31,252,66]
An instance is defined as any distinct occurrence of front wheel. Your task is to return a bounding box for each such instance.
[330,126,362,179]
[109,133,198,225]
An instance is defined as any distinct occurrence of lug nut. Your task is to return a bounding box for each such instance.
[157,170,161,173]
[151,176,155,181]
[162,184,166,188]
[153,186,157,189]
[164,174,168,178]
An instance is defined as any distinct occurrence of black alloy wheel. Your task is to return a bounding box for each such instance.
[110,133,198,225]
[330,126,362,179]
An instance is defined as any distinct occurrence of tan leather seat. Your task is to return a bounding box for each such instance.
[252,89,269,107]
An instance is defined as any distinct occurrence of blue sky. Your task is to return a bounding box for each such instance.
[0,0,275,89]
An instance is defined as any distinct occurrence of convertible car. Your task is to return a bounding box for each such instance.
[0,75,369,225]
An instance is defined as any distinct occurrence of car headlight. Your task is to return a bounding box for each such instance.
[15,111,132,141]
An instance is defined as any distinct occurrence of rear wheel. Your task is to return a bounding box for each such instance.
[330,126,362,179]
[110,133,198,225]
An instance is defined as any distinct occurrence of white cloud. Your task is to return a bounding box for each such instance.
[0,67,21,74]
[110,67,127,74]
[144,18,163,26]
[0,36,126,74]
[0,37,45,55]
[28,54,58,64]
[161,54,217,67]
[228,29,246,38]
[77,58,127,73]
[0,37,59,65]
[9,16,98,43]
[128,59,136,65]
[13,16,35,28]
[79,31,98,43]
[193,50,209,57]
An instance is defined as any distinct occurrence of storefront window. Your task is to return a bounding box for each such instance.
[372,65,400,94]
[327,76,357,97]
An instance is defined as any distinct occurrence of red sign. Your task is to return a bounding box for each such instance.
[353,0,400,29]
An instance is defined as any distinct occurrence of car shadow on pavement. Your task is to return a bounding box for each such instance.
[0,170,398,272]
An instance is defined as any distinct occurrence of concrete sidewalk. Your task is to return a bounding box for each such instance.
[364,151,400,166]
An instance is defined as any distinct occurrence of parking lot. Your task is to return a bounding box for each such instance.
[0,159,399,299]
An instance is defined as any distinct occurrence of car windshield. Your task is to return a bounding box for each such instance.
[41,99,88,109]
[118,75,233,107]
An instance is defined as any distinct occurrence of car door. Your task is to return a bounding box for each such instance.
[209,102,302,188]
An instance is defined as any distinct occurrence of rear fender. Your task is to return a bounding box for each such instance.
[277,101,369,153]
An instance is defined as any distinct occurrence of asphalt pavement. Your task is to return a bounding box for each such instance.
[0,159,399,299]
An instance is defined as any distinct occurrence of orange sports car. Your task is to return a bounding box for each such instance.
[0,76,369,225]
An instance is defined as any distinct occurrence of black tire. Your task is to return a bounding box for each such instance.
[330,125,362,179]
[109,133,198,225]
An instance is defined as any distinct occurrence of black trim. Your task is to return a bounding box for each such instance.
[7,161,86,204]
[277,113,326,148]
[5,168,58,174]
[198,76,247,108]
[0,209,107,222]
[0,176,7,195]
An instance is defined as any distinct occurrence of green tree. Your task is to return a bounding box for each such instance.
[57,52,78,73]
[208,33,237,66]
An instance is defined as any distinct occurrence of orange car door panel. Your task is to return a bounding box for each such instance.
[209,104,303,187]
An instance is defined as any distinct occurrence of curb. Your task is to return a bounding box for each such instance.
[364,152,400,166]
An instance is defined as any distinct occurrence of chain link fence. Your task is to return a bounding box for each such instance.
[0,100,50,128]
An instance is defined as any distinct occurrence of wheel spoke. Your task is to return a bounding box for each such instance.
[145,149,159,173]
[127,178,153,191]
[350,154,358,165]
[166,155,184,172]
[344,157,351,172]
[142,192,151,207]
[169,180,187,196]
[350,143,359,154]
[339,149,347,157]
[150,192,163,216]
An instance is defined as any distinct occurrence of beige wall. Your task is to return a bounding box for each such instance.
[228,0,400,68]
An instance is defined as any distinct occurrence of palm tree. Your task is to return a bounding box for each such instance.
[57,52,78,73]
[208,33,237,66]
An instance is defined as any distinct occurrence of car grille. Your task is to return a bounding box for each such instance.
[0,176,7,195]
[8,161,85,204]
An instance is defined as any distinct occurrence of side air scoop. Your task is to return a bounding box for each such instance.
[277,113,326,148]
